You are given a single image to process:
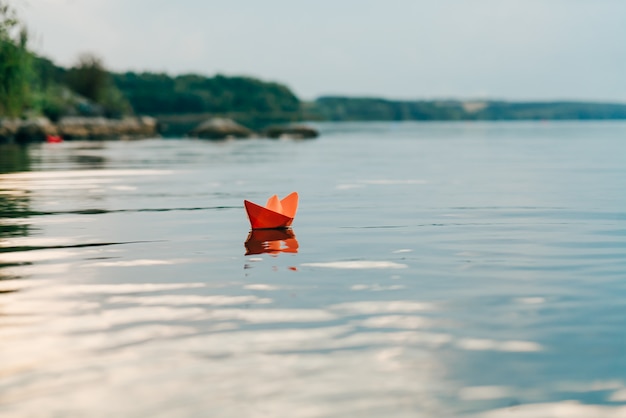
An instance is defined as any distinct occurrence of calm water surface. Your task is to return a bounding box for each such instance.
[1,121,626,417]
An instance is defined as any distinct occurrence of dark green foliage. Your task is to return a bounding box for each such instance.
[99,87,132,118]
[32,83,79,122]
[32,55,66,89]
[64,53,132,118]
[29,56,69,120]
[65,54,109,103]
[314,97,626,121]
[112,72,301,116]
[0,1,31,117]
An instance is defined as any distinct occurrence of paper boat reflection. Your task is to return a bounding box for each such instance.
[244,228,299,256]
[244,192,298,229]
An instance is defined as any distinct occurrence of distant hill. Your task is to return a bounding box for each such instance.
[312,96,626,121]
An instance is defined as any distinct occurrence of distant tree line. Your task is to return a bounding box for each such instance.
[312,97,466,121]
[112,72,301,116]
[312,97,626,121]
[30,55,303,122]
[471,101,626,120]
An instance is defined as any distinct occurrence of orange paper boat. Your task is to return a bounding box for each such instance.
[244,192,298,229]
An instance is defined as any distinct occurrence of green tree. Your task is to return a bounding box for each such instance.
[0,1,31,117]
[65,53,109,103]
[65,53,131,117]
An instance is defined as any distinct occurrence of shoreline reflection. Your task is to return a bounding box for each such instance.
[244,229,299,256]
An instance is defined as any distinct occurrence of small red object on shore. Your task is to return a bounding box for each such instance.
[46,135,63,143]
[244,192,298,229]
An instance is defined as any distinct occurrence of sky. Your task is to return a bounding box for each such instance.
[16,0,626,102]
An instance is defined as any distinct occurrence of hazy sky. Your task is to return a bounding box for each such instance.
[17,0,626,102]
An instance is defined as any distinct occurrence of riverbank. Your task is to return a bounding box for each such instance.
[0,116,319,143]
[0,116,158,144]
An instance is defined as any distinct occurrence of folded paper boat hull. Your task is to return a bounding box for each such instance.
[244,200,293,229]
[244,192,298,229]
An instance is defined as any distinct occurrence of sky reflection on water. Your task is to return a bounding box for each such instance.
[1,122,626,417]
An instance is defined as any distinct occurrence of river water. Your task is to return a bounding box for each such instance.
[1,121,626,417]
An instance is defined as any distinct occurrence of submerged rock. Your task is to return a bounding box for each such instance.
[263,125,318,139]
[188,118,254,139]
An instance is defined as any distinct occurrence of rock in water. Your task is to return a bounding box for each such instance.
[263,125,318,139]
[189,118,254,140]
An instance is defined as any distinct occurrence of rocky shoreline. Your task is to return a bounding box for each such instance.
[0,116,159,144]
[0,116,319,144]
